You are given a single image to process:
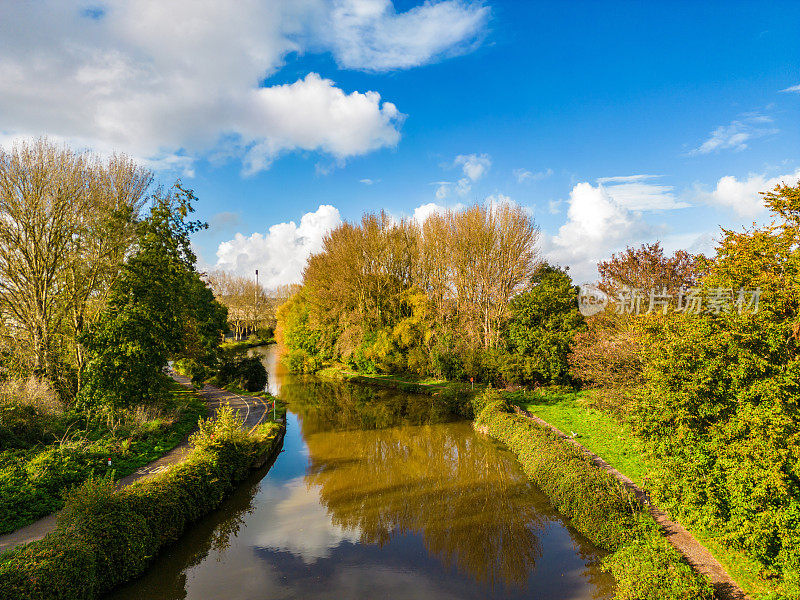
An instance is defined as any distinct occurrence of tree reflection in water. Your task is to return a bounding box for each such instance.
[301,415,544,590]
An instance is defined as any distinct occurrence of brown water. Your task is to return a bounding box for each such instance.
[107,346,614,599]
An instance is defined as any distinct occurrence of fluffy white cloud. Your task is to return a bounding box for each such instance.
[0,1,486,173]
[781,84,800,93]
[238,73,402,174]
[514,167,552,183]
[689,113,778,155]
[214,205,342,286]
[439,153,491,197]
[255,477,361,563]
[327,0,489,71]
[696,169,800,217]
[412,200,467,224]
[544,182,652,283]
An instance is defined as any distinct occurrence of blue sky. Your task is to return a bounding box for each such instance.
[1,1,798,284]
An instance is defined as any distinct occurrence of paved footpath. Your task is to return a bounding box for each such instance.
[0,377,273,554]
[510,405,749,600]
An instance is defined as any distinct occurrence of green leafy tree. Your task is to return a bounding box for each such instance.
[79,184,226,409]
[504,264,585,385]
[637,183,800,577]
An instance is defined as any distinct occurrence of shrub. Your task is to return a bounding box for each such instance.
[216,352,268,391]
[603,526,715,600]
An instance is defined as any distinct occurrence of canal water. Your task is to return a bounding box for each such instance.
[107,346,614,599]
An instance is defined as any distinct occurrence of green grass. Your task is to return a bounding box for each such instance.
[503,388,784,599]
[315,364,483,396]
[220,337,275,352]
[0,384,206,534]
[505,389,654,484]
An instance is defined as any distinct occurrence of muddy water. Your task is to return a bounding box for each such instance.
[107,346,614,599]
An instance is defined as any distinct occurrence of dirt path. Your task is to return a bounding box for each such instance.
[0,377,273,554]
[511,405,748,600]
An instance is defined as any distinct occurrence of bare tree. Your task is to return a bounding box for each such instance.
[0,139,150,382]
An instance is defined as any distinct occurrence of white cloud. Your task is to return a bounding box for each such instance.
[0,1,486,174]
[413,202,446,224]
[689,113,778,155]
[696,169,800,217]
[359,178,377,185]
[448,152,491,196]
[544,182,652,283]
[255,477,361,563]
[547,199,562,214]
[432,181,452,200]
[412,200,466,224]
[781,84,800,93]
[599,176,689,211]
[514,167,552,183]
[238,73,403,174]
[214,205,342,286]
[454,153,491,181]
[327,0,489,71]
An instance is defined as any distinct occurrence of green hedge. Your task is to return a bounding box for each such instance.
[475,400,714,599]
[0,415,283,600]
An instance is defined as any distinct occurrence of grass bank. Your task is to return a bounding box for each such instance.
[0,407,284,600]
[0,383,205,534]
[475,398,714,600]
[507,389,787,599]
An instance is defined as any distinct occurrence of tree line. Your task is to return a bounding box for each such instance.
[277,203,586,385]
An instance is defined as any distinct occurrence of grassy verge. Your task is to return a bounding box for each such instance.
[475,399,714,600]
[0,383,205,534]
[0,408,284,600]
[505,389,654,484]
[505,389,786,599]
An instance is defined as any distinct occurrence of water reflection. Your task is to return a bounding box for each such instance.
[283,376,458,432]
[107,346,614,600]
[303,421,542,588]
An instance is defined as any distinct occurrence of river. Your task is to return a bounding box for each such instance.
[107,345,614,599]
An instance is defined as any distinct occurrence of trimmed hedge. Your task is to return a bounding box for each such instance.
[475,400,714,600]
[0,415,283,600]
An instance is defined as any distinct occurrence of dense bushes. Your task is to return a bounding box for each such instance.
[603,525,715,600]
[475,398,713,599]
[0,409,282,600]
[619,184,800,589]
[215,350,268,392]
[475,399,639,551]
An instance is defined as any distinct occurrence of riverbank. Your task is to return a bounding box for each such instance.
[475,399,716,600]
[0,411,285,600]
[314,363,757,598]
[314,365,486,396]
[220,337,275,352]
